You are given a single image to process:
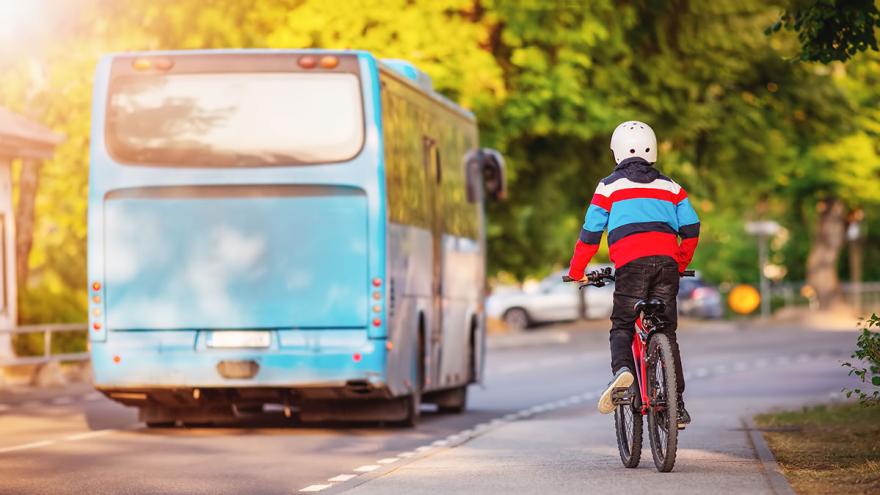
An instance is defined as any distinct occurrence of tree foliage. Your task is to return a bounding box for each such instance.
[768,0,880,63]
[0,0,878,321]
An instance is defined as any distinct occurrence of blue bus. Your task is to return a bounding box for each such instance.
[87,50,505,426]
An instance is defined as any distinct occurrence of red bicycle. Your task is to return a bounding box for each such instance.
[565,267,693,472]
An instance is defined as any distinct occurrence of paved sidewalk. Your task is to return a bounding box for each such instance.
[345,354,849,495]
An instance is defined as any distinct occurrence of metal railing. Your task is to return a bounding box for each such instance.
[0,323,88,366]
[769,281,880,314]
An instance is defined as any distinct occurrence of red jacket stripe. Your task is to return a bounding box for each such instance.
[609,187,679,204]
[590,193,611,211]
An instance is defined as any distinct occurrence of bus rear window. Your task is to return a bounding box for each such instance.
[106,72,364,167]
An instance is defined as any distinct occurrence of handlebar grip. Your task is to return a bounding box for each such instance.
[562,275,574,283]
[681,270,695,277]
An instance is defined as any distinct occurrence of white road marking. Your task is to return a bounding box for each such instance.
[300,484,333,492]
[328,474,357,482]
[397,451,415,458]
[65,430,115,442]
[755,358,769,368]
[415,445,432,452]
[502,413,517,421]
[459,429,473,436]
[353,465,380,473]
[734,362,749,371]
[713,364,728,374]
[377,457,398,464]
[431,440,448,447]
[0,440,56,454]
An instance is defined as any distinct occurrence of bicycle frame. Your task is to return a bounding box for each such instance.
[632,316,651,414]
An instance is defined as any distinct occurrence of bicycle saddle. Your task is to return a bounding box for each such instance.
[634,298,666,316]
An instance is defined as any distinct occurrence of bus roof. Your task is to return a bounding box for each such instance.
[101,49,476,122]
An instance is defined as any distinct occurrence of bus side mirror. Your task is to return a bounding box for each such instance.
[466,148,507,203]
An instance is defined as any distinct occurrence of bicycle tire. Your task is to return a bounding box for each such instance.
[614,382,643,468]
[646,333,679,472]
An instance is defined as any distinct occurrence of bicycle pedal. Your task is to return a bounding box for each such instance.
[610,388,630,406]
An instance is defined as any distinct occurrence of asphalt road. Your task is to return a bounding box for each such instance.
[0,322,858,494]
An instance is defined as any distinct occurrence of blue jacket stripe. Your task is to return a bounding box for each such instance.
[583,204,609,233]
[608,221,678,245]
[676,197,700,226]
[607,198,678,232]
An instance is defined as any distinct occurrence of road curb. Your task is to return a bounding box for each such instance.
[741,416,797,495]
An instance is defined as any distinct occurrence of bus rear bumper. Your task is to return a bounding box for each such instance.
[91,329,389,398]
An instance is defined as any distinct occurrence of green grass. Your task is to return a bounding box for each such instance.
[755,403,880,495]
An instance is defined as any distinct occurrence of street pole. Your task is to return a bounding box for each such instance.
[758,234,771,319]
[745,220,781,320]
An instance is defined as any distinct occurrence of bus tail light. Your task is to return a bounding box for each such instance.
[372,278,382,287]
[320,56,339,69]
[132,58,152,70]
[352,352,362,363]
[93,322,102,331]
[385,340,393,351]
[298,56,317,69]
[92,281,102,292]
[372,318,382,327]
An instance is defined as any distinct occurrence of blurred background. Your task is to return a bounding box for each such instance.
[0,0,878,333]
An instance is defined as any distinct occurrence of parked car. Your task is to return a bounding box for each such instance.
[487,266,615,331]
[487,266,723,330]
[678,274,724,319]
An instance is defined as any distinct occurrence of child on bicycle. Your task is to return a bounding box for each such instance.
[567,121,700,426]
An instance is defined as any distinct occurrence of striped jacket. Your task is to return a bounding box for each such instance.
[568,158,700,279]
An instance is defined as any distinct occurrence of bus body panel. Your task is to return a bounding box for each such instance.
[104,186,369,330]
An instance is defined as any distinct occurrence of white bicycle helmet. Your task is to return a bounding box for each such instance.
[610,121,657,164]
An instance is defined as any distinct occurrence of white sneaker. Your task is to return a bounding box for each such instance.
[598,368,634,414]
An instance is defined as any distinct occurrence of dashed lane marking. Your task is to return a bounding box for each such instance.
[353,465,381,473]
[327,474,357,482]
[0,440,56,454]
[377,458,399,465]
[65,430,115,442]
[397,451,415,458]
[299,484,333,492]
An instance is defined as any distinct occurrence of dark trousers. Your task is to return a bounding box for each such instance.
[610,255,685,395]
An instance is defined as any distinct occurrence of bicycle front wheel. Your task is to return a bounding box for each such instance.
[614,381,642,468]
[646,333,679,472]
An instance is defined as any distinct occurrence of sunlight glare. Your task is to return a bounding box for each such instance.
[0,0,42,42]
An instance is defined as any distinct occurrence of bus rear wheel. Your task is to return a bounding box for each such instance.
[399,330,425,427]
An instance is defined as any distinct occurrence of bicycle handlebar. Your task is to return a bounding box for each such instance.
[562,268,695,286]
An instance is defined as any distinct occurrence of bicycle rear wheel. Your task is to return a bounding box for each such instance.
[646,333,679,472]
[613,382,642,468]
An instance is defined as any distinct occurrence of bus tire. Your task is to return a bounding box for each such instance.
[400,328,426,426]
[435,386,467,414]
[145,421,176,428]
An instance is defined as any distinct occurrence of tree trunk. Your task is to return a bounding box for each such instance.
[15,159,41,294]
[806,197,847,310]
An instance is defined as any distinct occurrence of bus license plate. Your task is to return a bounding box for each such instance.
[208,331,271,349]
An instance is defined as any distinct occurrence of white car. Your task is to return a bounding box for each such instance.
[487,266,615,331]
